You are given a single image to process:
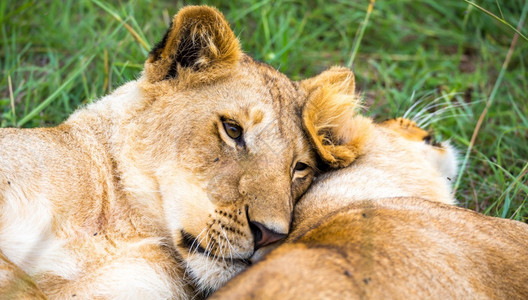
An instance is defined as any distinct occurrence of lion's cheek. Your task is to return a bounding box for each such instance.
[203,170,243,205]
[156,166,215,241]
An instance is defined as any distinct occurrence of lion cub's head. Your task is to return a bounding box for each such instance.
[119,6,357,293]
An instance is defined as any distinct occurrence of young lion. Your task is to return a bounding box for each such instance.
[0,6,358,299]
[211,90,528,298]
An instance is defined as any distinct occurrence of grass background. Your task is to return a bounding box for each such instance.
[1,0,527,221]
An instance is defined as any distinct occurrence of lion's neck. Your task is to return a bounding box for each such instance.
[64,79,169,237]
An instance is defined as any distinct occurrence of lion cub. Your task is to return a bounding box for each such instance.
[212,89,528,298]
[0,6,359,299]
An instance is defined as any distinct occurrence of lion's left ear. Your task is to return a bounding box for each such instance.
[301,67,372,169]
[144,5,241,83]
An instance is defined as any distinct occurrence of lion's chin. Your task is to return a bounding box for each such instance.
[184,253,250,295]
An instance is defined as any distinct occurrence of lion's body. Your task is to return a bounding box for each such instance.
[212,117,528,299]
[0,82,190,298]
[214,197,528,299]
[0,6,364,299]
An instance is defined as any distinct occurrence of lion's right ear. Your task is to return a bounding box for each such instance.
[301,67,373,169]
[144,6,241,84]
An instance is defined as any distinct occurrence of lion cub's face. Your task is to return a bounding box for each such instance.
[125,6,346,293]
[143,61,314,292]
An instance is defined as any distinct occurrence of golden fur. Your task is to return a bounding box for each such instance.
[211,89,528,298]
[0,6,360,299]
[300,67,370,169]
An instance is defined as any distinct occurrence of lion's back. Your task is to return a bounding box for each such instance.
[299,197,528,299]
[212,197,528,299]
[1,127,83,199]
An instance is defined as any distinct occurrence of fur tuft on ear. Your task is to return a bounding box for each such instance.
[144,5,241,84]
[301,67,373,169]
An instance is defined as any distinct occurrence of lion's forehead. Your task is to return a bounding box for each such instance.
[208,57,309,157]
[238,55,303,106]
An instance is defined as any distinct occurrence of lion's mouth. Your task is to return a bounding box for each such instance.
[179,229,252,266]
[180,230,208,255]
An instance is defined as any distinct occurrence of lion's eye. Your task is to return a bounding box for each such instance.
[294,162,309,172]
[223,121,242,140]
[423,135,433,145]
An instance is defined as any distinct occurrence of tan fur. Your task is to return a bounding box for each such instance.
[144,6,241,85]
[301,67,369,168]
[213,199,528,299]
[0,6,359,299]
[0,252,47,299]
[212,88,528,298]
[381,117,433,141]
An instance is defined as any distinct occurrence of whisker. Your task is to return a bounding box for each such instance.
[402,90,419,119]
[421,113,471,127]
[195,227,211,255]
[202,236,212,277]
[188,227,207,256]
[219,228,236,263]
[410,93,443,119]
[410,92,462,121]
[412,97,458,121]
[414,99,473,126]
[183,227,209,279]
[416,105,466,127]
[217,236,226,267]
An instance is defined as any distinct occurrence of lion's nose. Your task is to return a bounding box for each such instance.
[249,221,287,249]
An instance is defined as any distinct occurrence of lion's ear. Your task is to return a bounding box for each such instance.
[301,67,372,169]
[144,5,241,83]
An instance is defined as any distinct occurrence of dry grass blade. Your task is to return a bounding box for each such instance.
[8,75,16,125]
[103,49,109,93]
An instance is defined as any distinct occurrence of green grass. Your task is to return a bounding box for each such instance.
[1,0,527,221]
